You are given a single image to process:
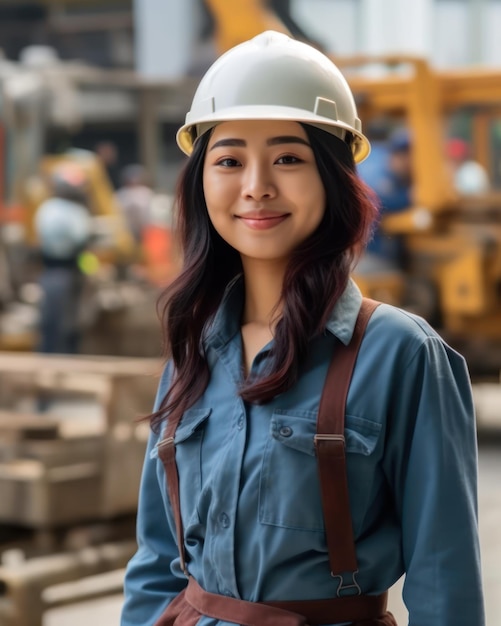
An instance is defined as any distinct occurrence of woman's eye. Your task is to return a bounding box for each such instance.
[276,155,302,165]
[216,157,240,167]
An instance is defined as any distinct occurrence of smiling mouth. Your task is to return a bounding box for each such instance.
[236,214,290,230]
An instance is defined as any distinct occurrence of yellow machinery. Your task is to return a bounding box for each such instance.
[338,57,501,372]
[205,0,289,53]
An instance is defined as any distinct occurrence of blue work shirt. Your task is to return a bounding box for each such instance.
[121,278,484,626]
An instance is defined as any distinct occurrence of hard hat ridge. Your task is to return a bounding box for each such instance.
[176,31,370,163]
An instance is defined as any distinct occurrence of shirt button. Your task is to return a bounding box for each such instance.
[237,416,244,430]
[219,512,230,528]
[279,426,293,437]
[223,589,234,597]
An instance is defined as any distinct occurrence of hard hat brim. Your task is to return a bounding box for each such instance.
[176,105,371,163]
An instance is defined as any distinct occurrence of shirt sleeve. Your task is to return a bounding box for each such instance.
[121,365,187,626]
[384,335,485,626]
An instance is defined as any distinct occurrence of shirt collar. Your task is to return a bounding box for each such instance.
[324,278,363,345]
[204,275,244,350]
[204,275,363,349]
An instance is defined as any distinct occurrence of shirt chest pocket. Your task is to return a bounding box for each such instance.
[259,411,381,533]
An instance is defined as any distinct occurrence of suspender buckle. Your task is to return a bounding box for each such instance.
[331,570,362,597]
[157,436,175,449]
[313,433,345,450]
[156,436,175,462]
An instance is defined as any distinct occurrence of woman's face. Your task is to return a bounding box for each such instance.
[202,120,326,266]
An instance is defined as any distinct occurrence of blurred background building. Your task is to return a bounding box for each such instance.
[1,0,500,188]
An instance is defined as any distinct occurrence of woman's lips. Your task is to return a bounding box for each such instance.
[236,214,289,230]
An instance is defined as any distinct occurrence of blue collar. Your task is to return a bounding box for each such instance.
[324,279,363,346]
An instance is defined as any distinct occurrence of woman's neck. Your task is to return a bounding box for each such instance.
[240,258,286,329]
[239,258,286,376]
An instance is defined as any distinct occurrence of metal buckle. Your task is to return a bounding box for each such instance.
[156,436,175,450]
[313,434,345,448]
[155,437,175,462]
[331,570,362,597]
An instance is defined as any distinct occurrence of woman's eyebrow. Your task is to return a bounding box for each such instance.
[209,138,246,150]
[209,135,311,151]
[267,135,311,147]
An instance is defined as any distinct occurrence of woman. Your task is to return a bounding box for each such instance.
[121,32,484,626]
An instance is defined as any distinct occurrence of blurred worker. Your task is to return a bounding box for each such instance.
[94,140,121,189]
[356,119,392,194]
[115,164,154,245]
[357,127,413,272]
[34,164,93,355]
[447,137,490,195]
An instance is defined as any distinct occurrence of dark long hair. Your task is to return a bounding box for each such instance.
[151,124,378,430]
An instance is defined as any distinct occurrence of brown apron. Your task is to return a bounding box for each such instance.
[156,298,397,626]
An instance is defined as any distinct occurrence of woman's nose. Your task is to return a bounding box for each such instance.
[241,162,277,200]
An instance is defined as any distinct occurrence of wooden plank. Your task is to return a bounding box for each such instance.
[0,352,161,376]
[0,412,59,440]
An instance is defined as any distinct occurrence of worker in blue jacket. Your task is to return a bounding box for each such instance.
[121,32,484,626]
[358,128,413,272]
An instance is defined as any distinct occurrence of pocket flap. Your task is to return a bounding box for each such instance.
[270,410,317,456]
[175,408,212,444]
[345,414,381,456]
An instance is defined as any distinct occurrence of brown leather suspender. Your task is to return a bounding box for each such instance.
[157,405,188,574]
[315,297,380,592]
[157,298,383,620]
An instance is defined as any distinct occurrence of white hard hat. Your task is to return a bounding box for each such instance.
[177,31,370,163]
